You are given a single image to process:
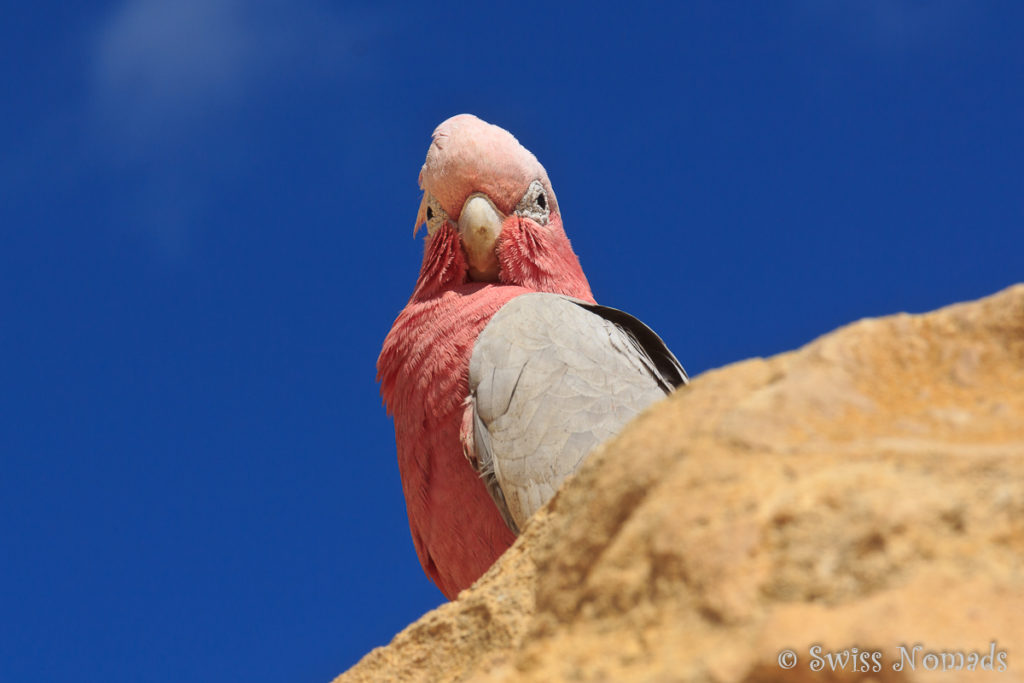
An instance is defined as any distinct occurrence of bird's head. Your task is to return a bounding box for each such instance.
[410,114,592,302]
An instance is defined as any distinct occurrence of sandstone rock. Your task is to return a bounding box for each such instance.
[338,284,1024,682]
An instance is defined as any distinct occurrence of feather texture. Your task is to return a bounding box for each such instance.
[467,293,687,532]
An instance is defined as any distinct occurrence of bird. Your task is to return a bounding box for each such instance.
[378,114,687,599]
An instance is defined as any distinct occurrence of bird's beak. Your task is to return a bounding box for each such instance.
[458,195,502,282]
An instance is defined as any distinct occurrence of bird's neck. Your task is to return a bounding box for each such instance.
[409,218,594,305]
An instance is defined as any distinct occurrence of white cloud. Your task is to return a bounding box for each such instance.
[91,0,357,138]
[95,0,250,109]
[84,0,370,257]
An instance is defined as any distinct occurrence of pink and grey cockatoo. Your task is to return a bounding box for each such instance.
[378,114,687,599]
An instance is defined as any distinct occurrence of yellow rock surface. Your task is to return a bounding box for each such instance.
[338,284,1024,682]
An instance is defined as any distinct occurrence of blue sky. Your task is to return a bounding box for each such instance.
[2,1,1021,681]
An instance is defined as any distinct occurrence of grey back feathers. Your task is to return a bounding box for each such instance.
[468,292,687,533]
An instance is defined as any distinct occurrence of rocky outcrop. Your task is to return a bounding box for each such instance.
[338,284,1024,682]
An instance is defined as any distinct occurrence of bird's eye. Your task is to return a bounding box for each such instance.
[423,193,448,236]
[514,180,550,226]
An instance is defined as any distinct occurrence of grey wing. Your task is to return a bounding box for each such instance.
[467,292,687,533]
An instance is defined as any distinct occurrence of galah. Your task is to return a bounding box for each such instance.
[378,114,687,599]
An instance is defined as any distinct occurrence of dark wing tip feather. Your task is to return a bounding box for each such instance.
[573,302,688,392]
